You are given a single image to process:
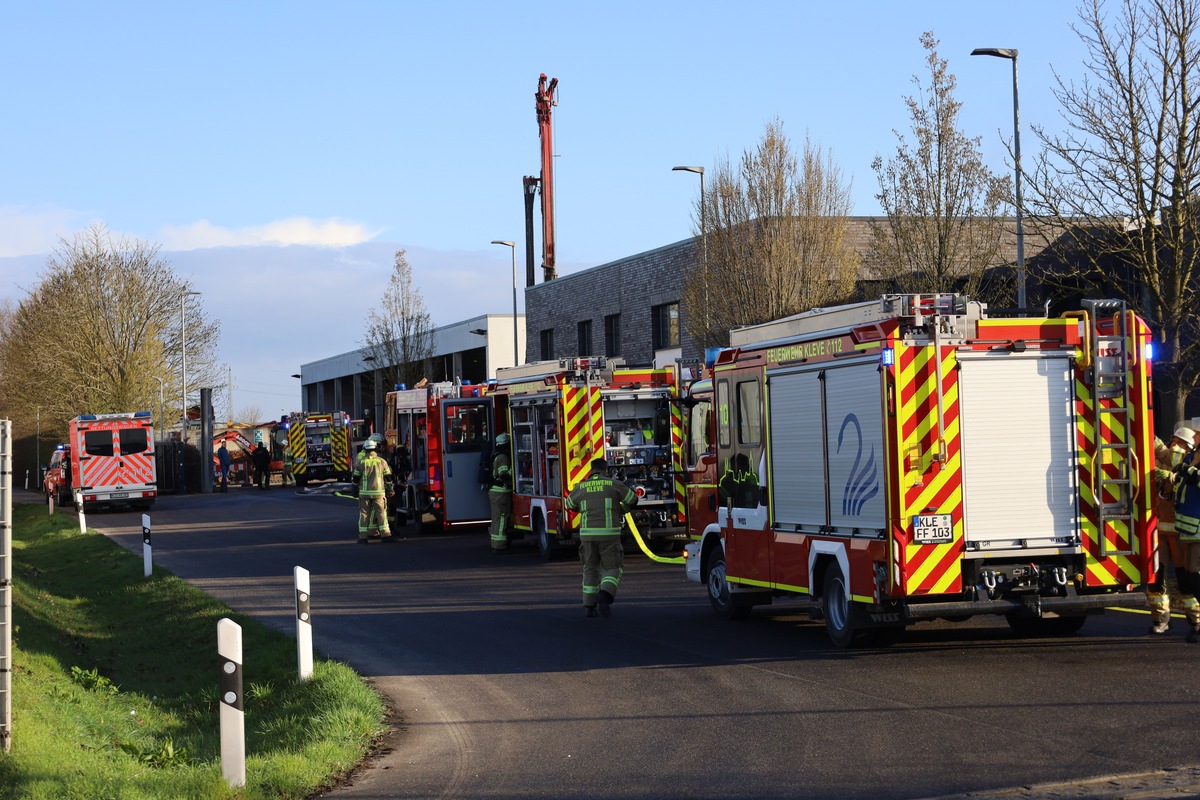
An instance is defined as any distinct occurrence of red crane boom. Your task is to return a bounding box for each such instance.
[535,73,559,281]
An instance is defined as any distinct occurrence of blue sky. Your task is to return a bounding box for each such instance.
[0,1,1091,420]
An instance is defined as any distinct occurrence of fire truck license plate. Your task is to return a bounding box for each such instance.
[913,513,953,544]
[110,492,129,499]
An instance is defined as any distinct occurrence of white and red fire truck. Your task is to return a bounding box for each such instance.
[384,381,492,530]
[284,411,353,487]
[683,294,1156,646]
[48,412,158,512]
[488,357,686,558]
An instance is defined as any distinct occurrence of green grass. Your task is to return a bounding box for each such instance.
[0,504,388,799]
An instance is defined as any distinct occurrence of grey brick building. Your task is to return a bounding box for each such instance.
[523,217,1032,368]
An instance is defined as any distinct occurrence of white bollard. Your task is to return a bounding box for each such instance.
[141,514,152,577]
[217,618,246,788]
[74,490,85,533]
[47,492,54,516]
[294,567,313,681]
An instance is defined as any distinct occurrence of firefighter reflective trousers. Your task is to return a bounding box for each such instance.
[580,536,623,607]
[358,495,390,540]
[489,489,511,551]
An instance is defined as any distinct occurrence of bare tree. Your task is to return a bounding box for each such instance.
[0,224,220,440]
[683,120,859,349]
[1025,0,1200,426]
[363,249,435,392]
[868,32,1010,301]
[234,404,265,426]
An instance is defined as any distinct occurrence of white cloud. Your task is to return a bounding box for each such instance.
[0,205,93,257]
[157,217,384,250]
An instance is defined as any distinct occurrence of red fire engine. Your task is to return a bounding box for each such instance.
[683,295,1156,646]
[384,381,492,530]
[488,357,686,559]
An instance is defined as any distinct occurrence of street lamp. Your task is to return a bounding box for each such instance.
[673,165,708,338]
[152,377,165,444]
[180,290,201,493]
[971,47,1025,312]
[491,240,519,366]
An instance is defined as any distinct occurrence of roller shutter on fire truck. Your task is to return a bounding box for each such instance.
[767,359,885,531]
[957,353,1080,552]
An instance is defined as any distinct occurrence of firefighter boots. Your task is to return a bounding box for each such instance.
[598,590,613,618]
[1187,625,1200,644]
[584,606,597,618]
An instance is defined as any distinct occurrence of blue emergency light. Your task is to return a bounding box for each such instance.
[880,347,895,367]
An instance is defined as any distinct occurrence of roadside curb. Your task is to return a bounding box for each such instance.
[921,766,1200,800]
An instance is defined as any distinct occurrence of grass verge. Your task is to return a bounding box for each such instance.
[0,503,387,799]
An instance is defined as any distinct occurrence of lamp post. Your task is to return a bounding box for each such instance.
[490,240,519,366]
[152,377,165,444]
[180,289,200,493]
[672,165,708,339]
[971,47,1025,312]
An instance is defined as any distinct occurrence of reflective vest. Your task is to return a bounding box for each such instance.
[356,451,392,497]
[565,471,637,538]
[1175,454,1200,542]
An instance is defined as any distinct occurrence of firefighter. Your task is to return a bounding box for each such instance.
[1149,427,1196,634]
[252,443,271,490]
[488,432,513,553]
[355,433,386,474]
[354,438,395,543]
[565,457,638,618]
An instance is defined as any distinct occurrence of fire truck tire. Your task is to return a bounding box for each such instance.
[1005,612,1087,637]
[706,548,753,620]
[822,565,862,649]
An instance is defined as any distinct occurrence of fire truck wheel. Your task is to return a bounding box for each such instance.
[822,565,861,648]
[1005,612,1087,637]
[707,547,753,620]
[536,518,557,561]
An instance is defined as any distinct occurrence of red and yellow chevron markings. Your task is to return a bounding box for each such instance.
[894,341,963,596]
[563,386,603,490]
[288,423,306,475]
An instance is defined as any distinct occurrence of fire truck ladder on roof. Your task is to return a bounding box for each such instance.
[1082,299,1135,557]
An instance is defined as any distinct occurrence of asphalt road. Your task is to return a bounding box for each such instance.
[73,487,1200,800]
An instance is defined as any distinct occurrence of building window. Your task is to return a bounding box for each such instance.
[540,328,554,361]
[604,314,621,357]
[652,302,680,350]
[577,319,593,356]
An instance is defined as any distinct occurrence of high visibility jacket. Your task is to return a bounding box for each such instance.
[489,451,512,494]
[1175,449,1200,541]
[355,451,392,497]
[565,470,637,538]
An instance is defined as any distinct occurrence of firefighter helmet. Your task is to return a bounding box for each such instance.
[363,439,378,451]
[1175,427,1197,443]
[495,433,510,446]
[368,433,385,444]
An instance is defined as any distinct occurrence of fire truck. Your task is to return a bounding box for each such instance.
[488,357,686,559]
[383,382,492,530]
[55,412,158,511]
[284,411,353,487]
[683,294,1156,647]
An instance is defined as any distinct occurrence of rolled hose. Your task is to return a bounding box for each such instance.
[624,512,686,564]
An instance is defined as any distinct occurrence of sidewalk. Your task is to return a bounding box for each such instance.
[923,766,1200,799]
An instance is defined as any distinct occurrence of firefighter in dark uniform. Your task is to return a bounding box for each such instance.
[488,432,513,552]
[565,457,638,617]
[354,438,394,543]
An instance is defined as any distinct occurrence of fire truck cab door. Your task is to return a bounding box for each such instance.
[441,398,492,523]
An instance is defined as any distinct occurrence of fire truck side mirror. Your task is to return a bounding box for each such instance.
[653,407,670,446]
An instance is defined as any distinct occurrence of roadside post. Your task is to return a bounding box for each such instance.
[141,514,152,578]
[295,567,313,681]
[217,618,246,788]
[73,489,85,533]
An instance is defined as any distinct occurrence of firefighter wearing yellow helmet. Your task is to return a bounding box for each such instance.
[488,432,513,552]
